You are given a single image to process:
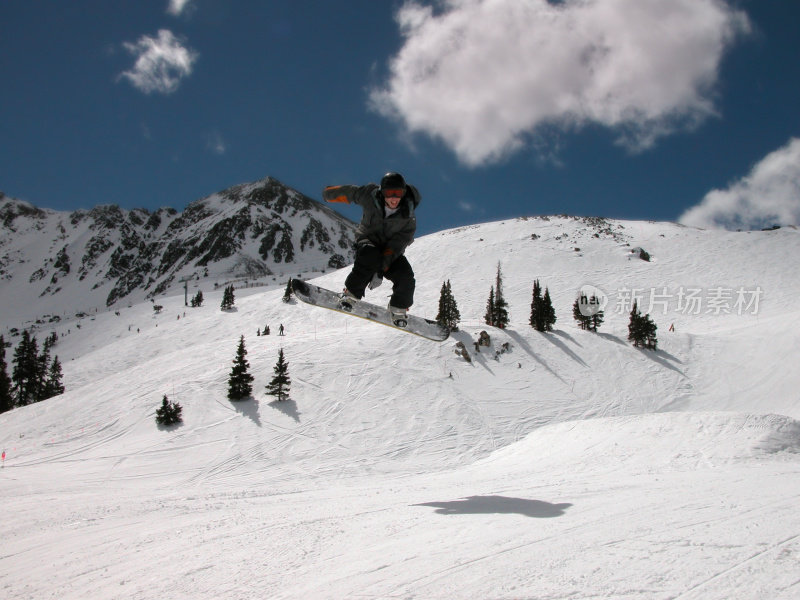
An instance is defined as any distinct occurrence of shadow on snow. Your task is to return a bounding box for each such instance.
[268,398,300,423]
[414,495,572,518]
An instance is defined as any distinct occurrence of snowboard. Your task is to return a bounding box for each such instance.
[290,278,450,342]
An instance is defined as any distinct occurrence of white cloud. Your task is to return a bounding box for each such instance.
[207,131,227,155]
[370,0,750,166]
[679,138,800,230]
[458,200,476,212]
[119,30,198,95]
[166,0,194,17]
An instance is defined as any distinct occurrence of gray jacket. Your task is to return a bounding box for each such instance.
[323,183,421,260]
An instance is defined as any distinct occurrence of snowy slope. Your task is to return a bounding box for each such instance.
[2,217,799,599]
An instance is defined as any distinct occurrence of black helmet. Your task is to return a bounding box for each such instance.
[380,172,406,192]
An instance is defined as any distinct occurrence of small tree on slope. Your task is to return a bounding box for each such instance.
[11,331,40,407]
[493,263,509,328]
[228,335,254,400]
[220,285,235,311]
[484,287,496,327]
[436,280,461,332]
[530,280,556,332]
[43,356,65,399]
[282,279,293,303]
[155,394,183,426]
[628,301,658,350]
[484,263,509,328]
[266,348,291,402]
[0,336,13,414]
[573,295,604,332]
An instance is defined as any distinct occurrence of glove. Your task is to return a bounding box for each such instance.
[368,272,383,290]
[323,186,349,204]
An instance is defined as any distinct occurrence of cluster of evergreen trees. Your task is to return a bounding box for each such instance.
[530,279,557,332]
[437,264,558,334]
[572,294,605,332]
[627,302,658,350]
[220,285,236,310]
[435,263,657,350]
[227,335,291,402]
[484,264,510,329]
[155,336,292,427]
[0,331,64,414]
[190,290,204,307]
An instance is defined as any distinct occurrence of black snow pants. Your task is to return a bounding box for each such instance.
[344,244,415,309]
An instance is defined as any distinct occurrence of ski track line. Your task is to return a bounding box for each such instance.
[669,533,800,600]
[379,496,671,598]
[8,416,138,467]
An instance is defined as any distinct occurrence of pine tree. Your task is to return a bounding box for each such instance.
[484,287,496,327]
[642,314,658,350]
[543,288,556,331]
[155,394,183,426]
[530,280,544,331]
[191,290,204,307]
[43,331,58,352]
[590,305,605,333]
[628,301,643,346]
[0,336,13,414]
[493,263,509,328]
[573,295,604,332]
[282,279,293,303]
[573,297,591,330]
[627,302,657,349]
[436,280,461,332]
[12,331,40,406]
[266,348,291,402]
[484,265,510,328]
[542,288,556,331]
[43,356,65,399]
[227,335,254,400]
[220,285,235,310]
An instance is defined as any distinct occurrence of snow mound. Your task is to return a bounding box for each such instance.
[477,412,800,474]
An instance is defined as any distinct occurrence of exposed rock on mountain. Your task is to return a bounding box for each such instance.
[0,177,355,318]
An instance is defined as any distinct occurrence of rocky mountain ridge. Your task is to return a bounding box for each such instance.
[0,178,356,322]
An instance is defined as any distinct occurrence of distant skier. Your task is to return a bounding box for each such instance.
[278,324,285,336]
[323,172,421,325]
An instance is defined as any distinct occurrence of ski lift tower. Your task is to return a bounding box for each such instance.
[179,274,197,306]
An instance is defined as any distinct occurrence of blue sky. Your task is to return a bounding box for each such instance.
[1,0,799,235]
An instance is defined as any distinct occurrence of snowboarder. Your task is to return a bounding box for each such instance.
[323,172,421,325]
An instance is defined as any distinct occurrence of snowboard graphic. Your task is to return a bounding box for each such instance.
[290,279,450,342]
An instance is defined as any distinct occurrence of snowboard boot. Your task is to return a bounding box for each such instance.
[389,304,408,328]
[339,288,358,312]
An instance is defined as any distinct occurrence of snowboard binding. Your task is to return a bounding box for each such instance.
[389,305,408,328]
[339,289,357,312]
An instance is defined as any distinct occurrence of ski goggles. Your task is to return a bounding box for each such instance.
[382,189,405,198]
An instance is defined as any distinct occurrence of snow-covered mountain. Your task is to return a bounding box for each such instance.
[0,177,355,326]
[1,214,799,599]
